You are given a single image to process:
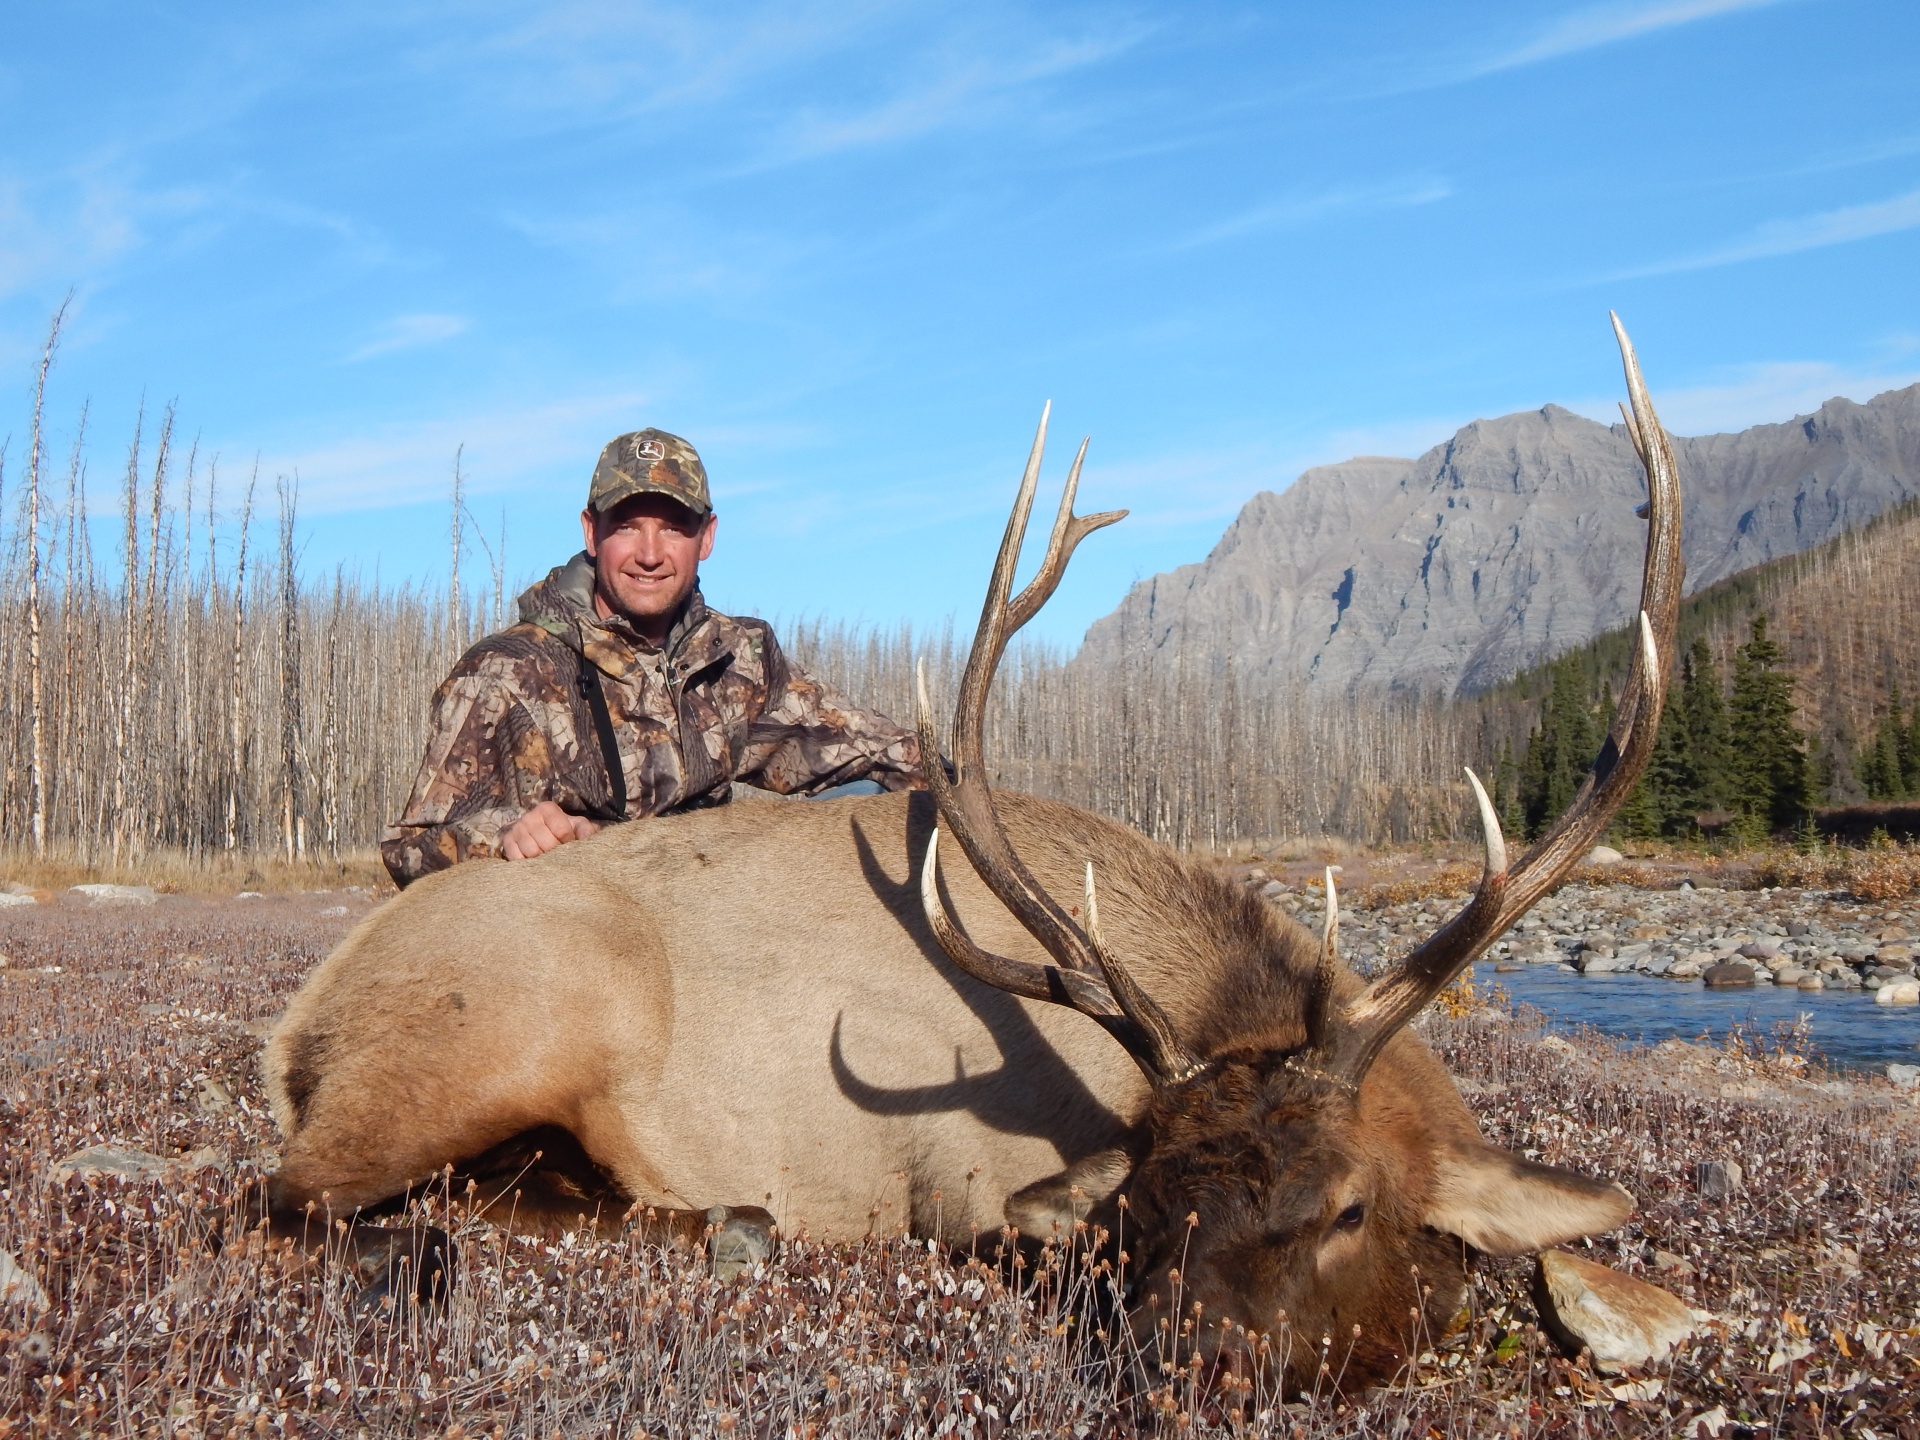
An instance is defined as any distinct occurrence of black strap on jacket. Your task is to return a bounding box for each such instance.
[576,660,628,823]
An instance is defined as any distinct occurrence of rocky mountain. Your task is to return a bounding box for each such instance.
[1079,384,1920,697]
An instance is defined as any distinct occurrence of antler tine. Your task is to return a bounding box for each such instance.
[1007,437,1128,634]
[1085,863,1204,1082]
[916,826,1122,1016]
[1317,316,1684,1083]
[1306,868,1342,1048]
[1617,401,1647,465]
[950,403,1052,775]
[915,422,1195,1084]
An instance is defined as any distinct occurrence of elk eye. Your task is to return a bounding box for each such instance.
[1332,1203,1365,1232]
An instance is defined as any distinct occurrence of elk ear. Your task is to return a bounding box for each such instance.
[1424,1142,1634,1255]
[1004,1147,1134,1235]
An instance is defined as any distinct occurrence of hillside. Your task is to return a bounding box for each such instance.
[1079,384,1920,698]
[1485,495,1920,799]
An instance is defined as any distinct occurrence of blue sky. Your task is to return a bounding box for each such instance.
[4,0,1917,645]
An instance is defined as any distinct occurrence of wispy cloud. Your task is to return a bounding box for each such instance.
[758,26,1146,166]
[1562,358,1920,436]
[1621,185,1920,278]
[1169,177,1452,251]
[345,312,470,362]
[0,169,201,305]
[252,390,652,513]
[1353,0,1797,98]
[1468,0,1792,77]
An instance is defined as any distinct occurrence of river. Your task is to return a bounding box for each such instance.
[1474,960,1920,1075]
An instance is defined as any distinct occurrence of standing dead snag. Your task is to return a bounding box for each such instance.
[260,317,1675,1391]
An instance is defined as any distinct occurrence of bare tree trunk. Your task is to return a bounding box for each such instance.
[110,407,143,863]
[25,301,68,858]
[226,470,256,854]
[323,567,342,862]
[278,473,303,861]
[449,444,464,642]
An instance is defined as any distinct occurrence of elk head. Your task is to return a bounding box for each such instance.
[915,315,1683,1391]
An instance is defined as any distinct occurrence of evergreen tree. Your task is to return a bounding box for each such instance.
[1621,679,1689,837]
[1861,683,1916,800]
[1727,613,1808,832]
[1907,691,1920,795]
[1519,655,1600,838]
[1492,735,1525,839]
[1673,638,1733,823]
[1897,683,1918,797]
[1860,698,1901,800]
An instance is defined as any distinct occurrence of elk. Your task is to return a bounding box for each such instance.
[263,315,1681,1391]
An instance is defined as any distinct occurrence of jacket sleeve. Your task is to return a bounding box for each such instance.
[731,629,925,796]
[379,653,561,886]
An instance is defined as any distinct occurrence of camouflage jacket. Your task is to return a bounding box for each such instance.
[381,554,923,885]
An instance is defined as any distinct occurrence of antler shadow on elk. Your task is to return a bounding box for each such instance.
[259,315,1680,1392]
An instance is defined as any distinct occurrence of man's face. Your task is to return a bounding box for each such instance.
[581,493,717,637]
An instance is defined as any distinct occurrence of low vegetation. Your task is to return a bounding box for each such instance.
[3,898,1917,1436]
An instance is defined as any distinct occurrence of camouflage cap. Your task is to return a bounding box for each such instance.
[588,428,711,518]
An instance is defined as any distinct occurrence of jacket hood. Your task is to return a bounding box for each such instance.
[515,552,716,675]
[516,551,600,635]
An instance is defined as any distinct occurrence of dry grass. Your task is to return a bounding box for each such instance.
[0,847,392,899]
[3,899,1919,1437]
[1750,842,1920,904]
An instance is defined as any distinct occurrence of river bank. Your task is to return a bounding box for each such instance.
[1260,871,1920,1077]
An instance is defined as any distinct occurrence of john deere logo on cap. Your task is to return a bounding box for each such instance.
[632,436,666,465]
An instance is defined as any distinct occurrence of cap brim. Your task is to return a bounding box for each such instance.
[591,480,711,517]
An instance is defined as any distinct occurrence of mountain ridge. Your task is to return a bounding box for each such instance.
[1078,383,1920,697]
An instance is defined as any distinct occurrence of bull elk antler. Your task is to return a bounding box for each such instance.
[915,404,1206,1084]
[918,314,1684,1093]
[1307,313,1684,1084]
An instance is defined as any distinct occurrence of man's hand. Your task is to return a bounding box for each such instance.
[500,802,601,861]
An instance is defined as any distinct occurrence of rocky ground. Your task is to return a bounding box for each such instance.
[2,880,1919,1436]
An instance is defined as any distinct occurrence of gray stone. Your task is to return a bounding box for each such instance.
[1533,1250,1698,1374]
[192,1077,234,1117]
[1886,1063,1919,1090]
[1697,1159,1744,1199]
[1774,965,1808,987]
[1876,978,1920,1007]
[1649,1248,1696,1278]
[70,883,158,905]
[1737,939,1781,961]
[51,1145,175,1182]
[1797,973,1824,991]
[48,1145,224,1184]
[1703,963,1755,988]
[0,1248,48,1310]
[1260,880,1286,900]
[1588,846,1625,865]
[0,893,36,909]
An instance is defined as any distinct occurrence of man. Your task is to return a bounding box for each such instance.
[381,428,923,886]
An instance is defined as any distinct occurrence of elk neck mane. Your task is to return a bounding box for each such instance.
[985,789,1324,1061]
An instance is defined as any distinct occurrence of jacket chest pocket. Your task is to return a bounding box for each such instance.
[680,671,754,773]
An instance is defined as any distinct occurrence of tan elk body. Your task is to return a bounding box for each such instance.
[270,788,1603,1243]
[265,317,1683,1389]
